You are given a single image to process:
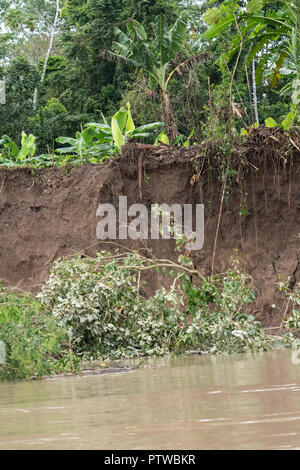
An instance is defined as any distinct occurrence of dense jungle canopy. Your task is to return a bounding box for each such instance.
[0,0,299,155]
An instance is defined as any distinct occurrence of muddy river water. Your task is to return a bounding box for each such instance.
[0,349,300,449]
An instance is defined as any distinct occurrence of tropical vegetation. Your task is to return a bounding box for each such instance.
[0,0,300,380]
[0,0,298,167]
[2,252,298,380]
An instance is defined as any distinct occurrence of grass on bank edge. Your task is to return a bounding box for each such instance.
[0,285,80,381]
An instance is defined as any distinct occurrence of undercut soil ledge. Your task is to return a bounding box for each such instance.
[0,130,299,327]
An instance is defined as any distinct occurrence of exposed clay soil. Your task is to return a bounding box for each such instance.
[0,131,299,326]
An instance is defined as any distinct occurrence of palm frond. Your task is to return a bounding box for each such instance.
[126,18,148,42]
[155,14,172,66]
[99,49,146,70]
[175,52,212,76]
[169,16,188,57]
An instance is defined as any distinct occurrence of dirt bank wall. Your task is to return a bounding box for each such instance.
[0,137,299,326]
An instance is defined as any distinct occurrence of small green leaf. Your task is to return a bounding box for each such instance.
[154,131,169,145]
[264,117,277,128]
[125,102,135,135]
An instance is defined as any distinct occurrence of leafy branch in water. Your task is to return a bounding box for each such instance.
[37,251,278,360]
[2,249,299,380]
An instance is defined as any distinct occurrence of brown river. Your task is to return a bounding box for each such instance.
[0,349,300,449]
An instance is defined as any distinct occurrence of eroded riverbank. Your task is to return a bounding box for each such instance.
[1,137,299,326]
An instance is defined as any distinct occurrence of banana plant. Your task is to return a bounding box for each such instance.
[86,102,164,151]
[56,127,108,158]
[203,0,300,103]
[101,16,210,141]
[56,103,164,158]
[0,131,36,163]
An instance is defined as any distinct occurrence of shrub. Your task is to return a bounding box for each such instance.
[0,285,76,381]
[183,261,275,353]
[0,252,283,381]
[38,252,186,358]
[280,281,300,329]
[38,252,276,359]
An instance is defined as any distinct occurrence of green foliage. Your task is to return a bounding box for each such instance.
[56,128,114,163]
[203,0,300,110]
[279,280,300,329]
[0,285,76,381]
[0,131,36,164]
[240,104,298,133]
[1,0,297,151]
[120,76,161,125]
[155,130,170,145]
[0,56,39,141]
[1,249,297,381]
[28,97,69,152]
[0,1,184,151]
[264,116,278,127]
[183,259,274,353]
[188,310,273,354]
[37,252,186,358]
[101,13,211,139]
[55,0,183,124]
[0,103,164,167]
[246,0,266,15]
[282,104,298,129]
[57,102,163,157]
[102,14,189,91]
[202,7,223,26]
[203,1,238,40]
[37,252,277,359]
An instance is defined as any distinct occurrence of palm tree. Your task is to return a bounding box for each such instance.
[101,15,210,141]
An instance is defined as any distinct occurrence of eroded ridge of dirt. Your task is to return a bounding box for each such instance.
[0,132,299,326]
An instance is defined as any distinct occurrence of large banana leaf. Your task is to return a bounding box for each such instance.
[86,123,111,131]
[81,127,95,143]
[130,122,164,137]
[248,14,293,32]
[56,136,77,153]
[127,19,148,42]
[204,14,235,40]
[56,136,78,145]
[155,14,172,65]
[111,118,125,150]
[112,107,128,133]
[0,135,19,159]
[18,132,36,161]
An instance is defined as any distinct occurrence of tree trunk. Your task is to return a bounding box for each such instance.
[33,0,60,111]
[161,89,178,142]
[252,59,259,125]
